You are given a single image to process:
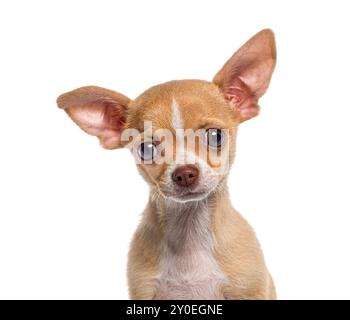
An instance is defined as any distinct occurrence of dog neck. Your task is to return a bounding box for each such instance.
[161,198,212,253]
[148,181,230,299]
[148,180,230,249]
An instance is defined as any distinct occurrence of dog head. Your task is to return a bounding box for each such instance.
[57,29,276,203]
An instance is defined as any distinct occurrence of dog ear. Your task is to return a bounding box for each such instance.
[213,29,276,122]
[57,86,131,149]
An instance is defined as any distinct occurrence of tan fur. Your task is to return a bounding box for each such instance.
[126,79,276,299]
[127,183,275,300]
[57,29,277,300]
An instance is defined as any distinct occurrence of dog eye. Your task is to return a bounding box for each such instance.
[206,128,225,148]
[137,142,157,161]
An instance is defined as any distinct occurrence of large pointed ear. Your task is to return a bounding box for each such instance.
[57,86,131,149]
[213,29,276,122]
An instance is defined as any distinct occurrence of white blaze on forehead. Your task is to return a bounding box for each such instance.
[171,97,184,130]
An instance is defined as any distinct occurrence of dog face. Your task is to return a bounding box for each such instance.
[124,80,237,202]
[57,29,276,203]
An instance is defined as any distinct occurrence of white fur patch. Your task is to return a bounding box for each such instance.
[171,97,184,130]
[157,199,227,299]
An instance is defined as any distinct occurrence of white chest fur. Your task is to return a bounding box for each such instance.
[157,199,227,299]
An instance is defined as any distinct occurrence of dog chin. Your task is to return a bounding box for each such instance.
[167,189,212,203]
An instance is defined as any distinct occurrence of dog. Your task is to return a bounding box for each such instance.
[57,29,277,300]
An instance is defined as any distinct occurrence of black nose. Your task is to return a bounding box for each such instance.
[172,165,199,187]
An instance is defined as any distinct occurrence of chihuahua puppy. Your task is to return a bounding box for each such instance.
[57,29,277,300]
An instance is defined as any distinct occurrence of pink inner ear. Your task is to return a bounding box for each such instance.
[57,86,131,149]
[213,30,276,122]
[224,77,259,122]
[65,99,127,149]
[98,100,126,149]
[67,100,125,132]
[100,131,122,149]
[102,99,127,131]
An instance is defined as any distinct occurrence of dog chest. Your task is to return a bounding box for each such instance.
[157,201,227,299]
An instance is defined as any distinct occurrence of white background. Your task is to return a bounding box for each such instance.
[0,0,349,300]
